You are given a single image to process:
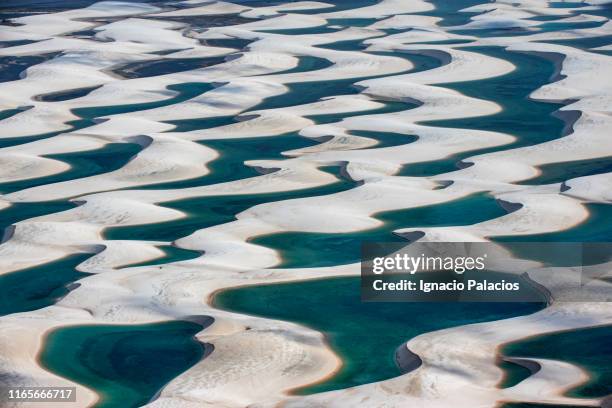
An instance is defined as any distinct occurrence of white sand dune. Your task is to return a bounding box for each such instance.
[6,135,217,201]
[2,1,161,38]
[0,0,611,407]
[319,0,433,19]
[150,1,251,17]
[276,302,610,408]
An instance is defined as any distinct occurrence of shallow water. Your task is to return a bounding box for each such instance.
[496,203,612,243]
[450,19,606,39]
[120,245,201,268]
[201,37,252,49]
[149,14,255,29]
[258,0,377,15]
[72,82,214,119]
[0,142,142,195]
[2,0,610,404]
[249,52,438,113]
[36,85,102,102]
[251,192,510,268]
[105,166,356,242]
[39,320,209,408]
[348,129,418,149]
[113,57,229,79]
[400,47,566,177]
[215,276,544,394]
[256,24,340,35]
[0,0,158,19]
[0,106,29,121]
[126,131,320,191]
[0,118,96,149]
[416,0,483,27]
[0,200,76,238]
[543,34,612,54]
[501,325,612,399]
[0,52,59,82]
[493,203,612,269]
[498,358,535,389]
[0,253,90,316]
[519,156,612,186]
[268,54,335,75]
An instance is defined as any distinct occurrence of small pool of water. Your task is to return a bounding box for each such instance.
[0,253,91,317]
[0,142,142,195]
[39,320,210,408]
[501,325,612,399]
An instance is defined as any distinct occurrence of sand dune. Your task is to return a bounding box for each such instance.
[0,0,610,407]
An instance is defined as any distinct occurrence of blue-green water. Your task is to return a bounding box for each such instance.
[0,118,96,149]
[0,200,76,237]
[0,253,90,316]
[253,76,367,111]
[149,14,254,29]
[72,82,214,119]
[105,166,356,242]
[371,50,445,73]
[0,242,199,313]
[0,0,159,19]
[130,131,319,191]
[0,52,59,82]
[580,3,612,20]
[39,320,209,408]
[348,130,418,149]
[307,99,417,125]
[3,2,610,406]
[214,276,544,394]
[36,85,102,102]
[260,0,377,15]
[416,0,484,27]
[248,52,436,113]
[498,358,536,389]
[400,47,566,177]
[317,37,370,52]
[163,52,437,132]
[502,325,612,399]
[112,56,228,79]
[550,2,588,8]
[496,203,612,243]
[202,37,252,49]
[163,114,237,133]
[493,203,612,268]
[0,40,36,48]
[257,24,339,35]
[0,106,30,121]
[269,55,334,75]
[451,19,606,39]
[326,17,380,27]
[120,245,201,268]
[0,142,142,195]
[519,156,612,186]
[543,34,612,52]
[251,192,511,268]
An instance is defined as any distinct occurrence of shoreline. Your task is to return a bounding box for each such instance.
[0,0,610,406]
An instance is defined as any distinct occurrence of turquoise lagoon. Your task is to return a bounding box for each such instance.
[214,276,545,394]
[500,325,612,405]
[39,320,209,408]
[4,2,611,407]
